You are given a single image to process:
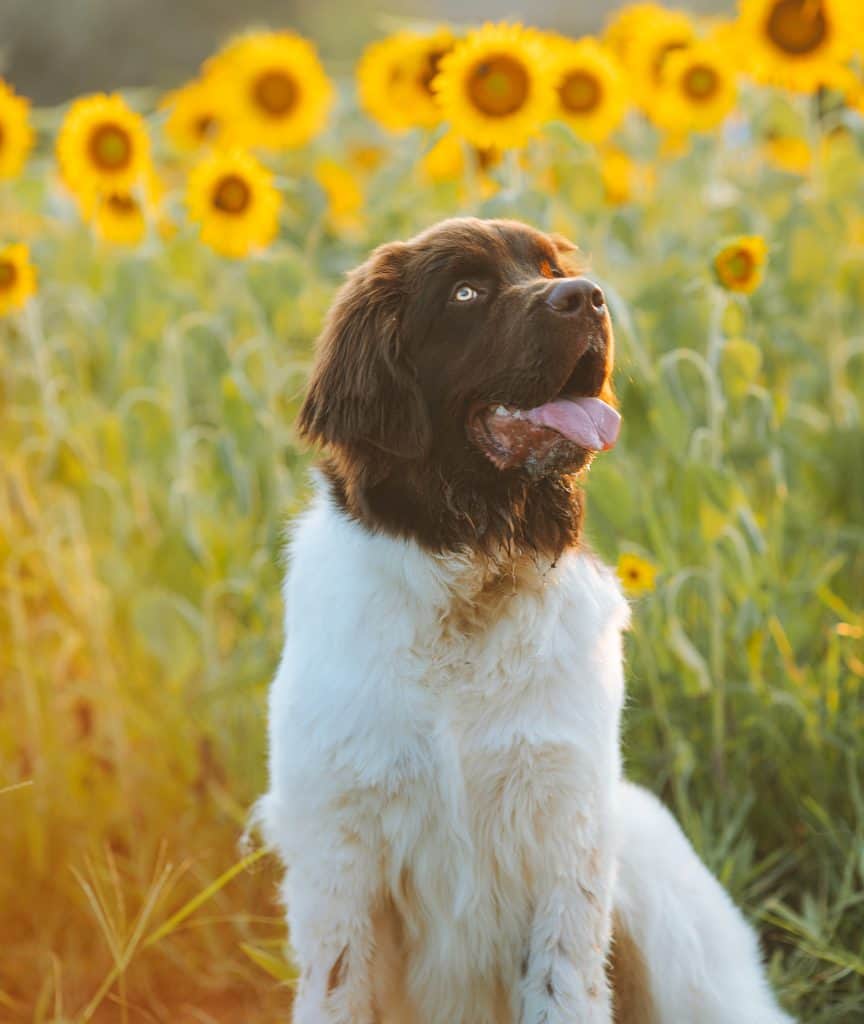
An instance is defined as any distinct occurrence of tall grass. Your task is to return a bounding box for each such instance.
[2,99,863,1021]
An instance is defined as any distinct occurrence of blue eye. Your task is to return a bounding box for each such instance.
[453,284,478,302]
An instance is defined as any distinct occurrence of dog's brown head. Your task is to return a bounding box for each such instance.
[299,217,619,557]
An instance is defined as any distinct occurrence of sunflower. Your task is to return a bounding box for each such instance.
[208,31,332,149]
[625,8,697,108]
[86,170,164,246]
[57,93,151,198]
[713,236,768,293]
[315,158,364,234]
[419,132,501,190]
[433,23,556,150]
[0,243,37,316]
[599,146,655,205]
[617,553,658,595]
[91,192,147,246]
[604,3,674,65]
[551,38,629,143]
[737,0,858,93]
[653,42,738,133]
[358,29,455,133]
[763,133,812,172]
[0,79,34,179]
[186,148,280,258]
[160,76,238,152]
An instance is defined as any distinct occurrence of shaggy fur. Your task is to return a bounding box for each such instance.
[257,218,793,1023]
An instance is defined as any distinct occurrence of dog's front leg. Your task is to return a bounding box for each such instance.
[283,814,380,1024]
[519,796,615,1024]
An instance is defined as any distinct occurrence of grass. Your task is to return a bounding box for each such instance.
[1,85,863,1022]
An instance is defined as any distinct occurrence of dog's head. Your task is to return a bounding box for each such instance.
[300,217,619,556]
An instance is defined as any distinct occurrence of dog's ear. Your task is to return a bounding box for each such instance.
[298,241,431,459]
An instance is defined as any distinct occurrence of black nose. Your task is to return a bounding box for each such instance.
[545,277,605,316]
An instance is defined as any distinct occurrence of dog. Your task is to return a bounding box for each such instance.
[257,217,793,1023]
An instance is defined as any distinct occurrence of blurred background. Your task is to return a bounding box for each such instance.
[2,0,730,102]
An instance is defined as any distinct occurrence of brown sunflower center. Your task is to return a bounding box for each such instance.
[682,64,720,101]
[467,54,529,117]
[652,39,690,82]
[253,70,299,117]
[213,174,252,215]
[559,70,603,114]
[106,193,139,216]
[724,249,755,281]
[0,259,18,292]
[765,0,827,56]
[419,47,450,96]
[88,123,133,171]
[193,113,217,139]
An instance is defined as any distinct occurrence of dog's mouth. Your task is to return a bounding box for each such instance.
[467,352,621,475]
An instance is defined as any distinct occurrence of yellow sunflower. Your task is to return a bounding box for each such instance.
[617,553,659,595]
[0,243,37,316]
[604,3,672,64]
[186,148,281,258]
[208,31,332,150]
[713,236,768,293]
[358,29,456,133]
[419,132,501,190]
[763,133,812,172]
[160,76,238,152]
[91,192,147,246]
[315,158,364,235]
[737,0,858,93]
[57,93,151,196]
[653,42,738,133]
[551,38,629,143]
[0,79,34,179]
[625,8,698,108]
[433,23,556,150]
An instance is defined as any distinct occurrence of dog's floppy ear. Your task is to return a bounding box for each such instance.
[298,241,431,459]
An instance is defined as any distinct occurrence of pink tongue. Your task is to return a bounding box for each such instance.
[524,397,621,451]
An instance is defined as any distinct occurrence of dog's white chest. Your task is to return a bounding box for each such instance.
[371,566,627,1021]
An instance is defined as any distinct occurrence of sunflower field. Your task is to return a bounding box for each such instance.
[1,0,863,1020]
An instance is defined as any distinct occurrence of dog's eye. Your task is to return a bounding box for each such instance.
[452,284,478,303]
[540,259,565,279]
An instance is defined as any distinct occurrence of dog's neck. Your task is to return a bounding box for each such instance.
[320,450,585,561]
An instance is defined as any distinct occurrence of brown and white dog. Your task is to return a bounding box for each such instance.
[257,218,792,1024]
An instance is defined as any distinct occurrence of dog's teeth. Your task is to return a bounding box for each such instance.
[513,410,523,419]
[495,405,509,416]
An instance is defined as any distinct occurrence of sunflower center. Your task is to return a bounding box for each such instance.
[559,70,603,114]
[419,47,450,96]
[213,174,252,215]
[652,39,690,82]
[765,0,827,55]
[88,123,133,171]
[253,70,299,117]
[0,260,18,292]
[724,249,755,281]
[467,54,529,117]
[106,193,139,216]
[682,64,720,101]
[194,114,217,139]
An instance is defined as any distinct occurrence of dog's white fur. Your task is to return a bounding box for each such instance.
[258,482,793,1023]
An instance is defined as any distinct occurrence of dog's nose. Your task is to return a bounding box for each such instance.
[545,277,605,316]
